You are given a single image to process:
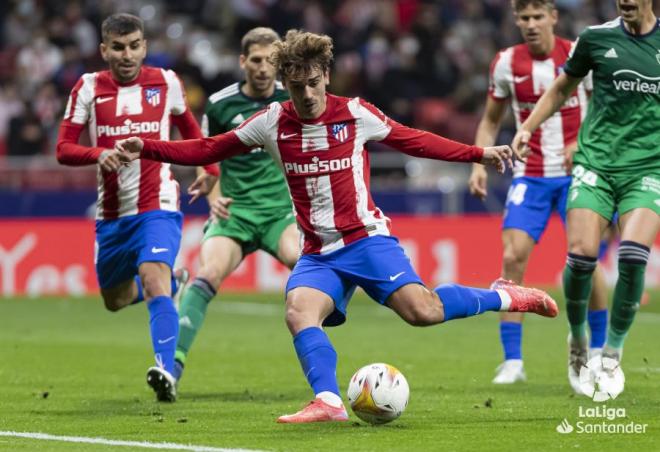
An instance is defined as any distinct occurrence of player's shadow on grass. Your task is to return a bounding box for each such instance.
[183,390,300,403]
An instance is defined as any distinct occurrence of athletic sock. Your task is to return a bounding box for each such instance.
[434,284,503,321]
[500,321,522,361]
[563,253,597,340]
[588,309,608,349]
[147,295,179,375]
[176,277,216,364]
[131,275,144,305]
[293,327,340,397]
[607,241,649,349]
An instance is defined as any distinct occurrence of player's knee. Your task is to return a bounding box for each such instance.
[141,272,169,298]
[197,265,224,290]
[400,299,437,327]
[502,247,526,272]
[102,295,127,312]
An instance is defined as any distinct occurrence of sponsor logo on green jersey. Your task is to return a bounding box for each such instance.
[612,70,660,94]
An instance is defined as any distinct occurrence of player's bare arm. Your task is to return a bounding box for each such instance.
[469,97,508,200]
[116,137,143,161]
[512,72,582,157]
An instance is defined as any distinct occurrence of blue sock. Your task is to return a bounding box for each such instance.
[147,295,179,375]
[131,276,144,305]
[500,321,522,360]
[293,327,340,396]
[588,309,608,349]
[435,284,502,321]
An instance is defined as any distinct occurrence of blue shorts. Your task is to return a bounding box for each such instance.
[95,210,182,289]
[503,176,571,242]
[285,235,423,327]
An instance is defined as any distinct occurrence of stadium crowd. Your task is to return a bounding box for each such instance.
[0,0,627,158]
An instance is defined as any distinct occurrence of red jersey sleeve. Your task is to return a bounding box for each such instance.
[171,110,219,176]
[141,131,251,166]
[358,99,483,162]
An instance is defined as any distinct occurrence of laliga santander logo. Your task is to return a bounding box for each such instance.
[579,356,625,402]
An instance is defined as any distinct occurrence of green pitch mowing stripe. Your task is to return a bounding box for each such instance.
[0,431,266,451]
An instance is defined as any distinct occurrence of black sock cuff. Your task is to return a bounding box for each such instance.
[567,253,597,273]
[619,241,650,265]
[191,277,217,298]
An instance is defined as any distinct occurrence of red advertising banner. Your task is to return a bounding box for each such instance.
[1,216,659,296]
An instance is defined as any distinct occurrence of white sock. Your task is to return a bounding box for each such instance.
[496,289,512,311]
[316,391,343,408]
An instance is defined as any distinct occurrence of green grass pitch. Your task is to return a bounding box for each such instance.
[1,289,658,451]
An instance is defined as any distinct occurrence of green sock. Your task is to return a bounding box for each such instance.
[176,279,216,363]
[607,261,645,349]
[563,254,597,340]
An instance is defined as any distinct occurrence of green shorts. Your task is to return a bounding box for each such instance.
[567,164,660,220]
[202,205,296,258]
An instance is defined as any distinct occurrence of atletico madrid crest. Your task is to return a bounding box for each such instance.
[145,88,161,107]
[332,123,348,142]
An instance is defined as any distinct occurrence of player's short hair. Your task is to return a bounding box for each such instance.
[270,30,334,81]
[101,13,144,42]
[511,0,556,11]
[241,27,281,56]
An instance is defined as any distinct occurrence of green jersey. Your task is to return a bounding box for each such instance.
[202,81,291,209]
[564,17,660,175]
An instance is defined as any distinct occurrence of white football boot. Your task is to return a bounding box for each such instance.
[492,359,527,384]
[568,333,589,395]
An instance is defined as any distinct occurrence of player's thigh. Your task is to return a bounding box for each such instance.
[566,208,609,257]
[503,177,559,243]
[387,283,442,326]
[619,208,660,248]
[257,210,299,268]
[198,235,244,286]
[334,236,424,307]
[95,217,139,295]
[275,223,300,269]
[616,172,660,247]
[286,254,355,328]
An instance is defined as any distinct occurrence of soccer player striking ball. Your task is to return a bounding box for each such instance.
[56,13,218,402]
[173,28,300,382]
[116,30,559,423]
[468,0,608,386]
[511,0,659,394]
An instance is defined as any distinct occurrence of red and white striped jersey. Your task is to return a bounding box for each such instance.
[489,37,591,178]
[141,94,484,255]
[57,66,210,220]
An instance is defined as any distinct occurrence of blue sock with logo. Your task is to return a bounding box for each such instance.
[500,321,522,360]
[588,309,608,349]
[293,327,340,396]
[435,284,503,321]
[147,295,179,376]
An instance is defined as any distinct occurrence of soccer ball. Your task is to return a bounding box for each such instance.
[346,363,409,424]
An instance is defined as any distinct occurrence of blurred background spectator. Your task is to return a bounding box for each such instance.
[1,0,655,215]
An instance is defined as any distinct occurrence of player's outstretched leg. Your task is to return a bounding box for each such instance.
[146,294,179,402]
[277,327,349,423]
[432,279,557,321]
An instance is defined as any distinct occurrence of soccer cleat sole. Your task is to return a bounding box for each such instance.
[146,367,177,402]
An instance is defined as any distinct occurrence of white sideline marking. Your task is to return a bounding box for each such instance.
[0,431,266,452]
